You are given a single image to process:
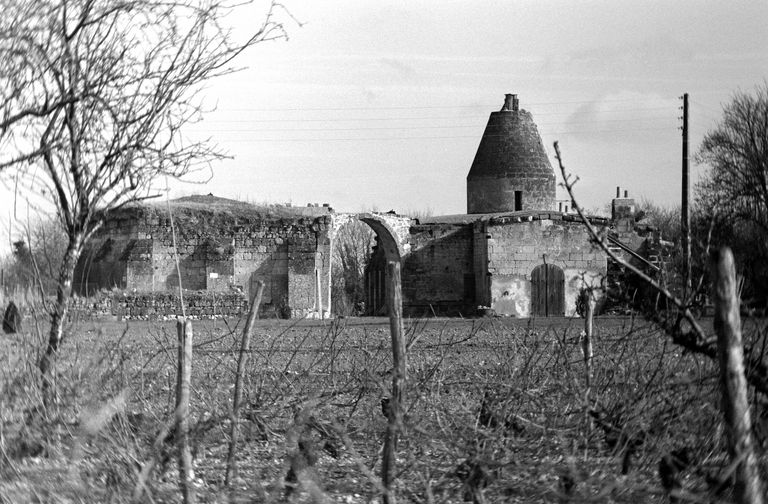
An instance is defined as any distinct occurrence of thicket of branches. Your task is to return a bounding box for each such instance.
[0,0,292,405]
[695,82,768,308]
[611,84,768,312]
[331,220,374,316]
[0,217,67,299]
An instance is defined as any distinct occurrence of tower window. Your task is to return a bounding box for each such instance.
[514,191,523,211]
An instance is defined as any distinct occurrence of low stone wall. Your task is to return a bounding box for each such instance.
[112,292,248,320]
[69,291,249,320]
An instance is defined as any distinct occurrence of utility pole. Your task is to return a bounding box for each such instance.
[681,93,691,297]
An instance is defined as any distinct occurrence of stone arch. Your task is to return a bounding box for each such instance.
[329,212,411,316]
[356,214,405,263]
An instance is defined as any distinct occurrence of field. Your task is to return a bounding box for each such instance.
[1,315,765,503]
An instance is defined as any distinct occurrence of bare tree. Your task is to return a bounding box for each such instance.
[0,0,292,404]
[697,82,768,234]
[332,220,374,316]
[696,83,768,309]
[555,141,767,500]
[1,216,67,298]
[553,142,768,395]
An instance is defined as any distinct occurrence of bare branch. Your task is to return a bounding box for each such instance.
[0,0,297,407]
[553,141,768,395]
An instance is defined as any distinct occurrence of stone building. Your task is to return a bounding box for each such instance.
[74,196,410,319]
[77,94,657,319]
[366,94,651,318]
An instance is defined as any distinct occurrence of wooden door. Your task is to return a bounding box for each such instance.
[531,264,565,316]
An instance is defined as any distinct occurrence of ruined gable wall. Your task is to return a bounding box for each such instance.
[402,223,474,316]
[486,217,607,317]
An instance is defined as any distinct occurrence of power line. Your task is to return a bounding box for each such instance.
[215,100,680,112]
[192,121,676,134]
[210,105,675,118]
[189,117,677,133]
[201,126,679,143]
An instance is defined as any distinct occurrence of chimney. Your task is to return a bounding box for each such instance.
[501,93,519,112]
[612,188,636,232]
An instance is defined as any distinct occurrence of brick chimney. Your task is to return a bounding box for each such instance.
[611,186,636,232]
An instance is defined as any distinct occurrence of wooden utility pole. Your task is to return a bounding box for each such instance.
[681,93,691,296]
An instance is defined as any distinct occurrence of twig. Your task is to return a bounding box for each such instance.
[225,280,265,486]
[552,142,768,397]
[166,185,185,318]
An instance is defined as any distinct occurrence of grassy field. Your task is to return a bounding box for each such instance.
[0,315,764,503]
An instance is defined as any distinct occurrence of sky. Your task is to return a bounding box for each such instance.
[2,0,767,249]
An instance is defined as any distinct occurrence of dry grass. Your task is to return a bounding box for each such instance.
[0,315,766,503]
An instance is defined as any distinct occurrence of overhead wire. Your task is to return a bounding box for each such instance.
[180,97,700,143]
[206,126,680,143]
[213,96,684,112]
[206,106,674,120]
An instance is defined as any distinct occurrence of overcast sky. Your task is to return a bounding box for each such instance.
[2,0,767,247]
[180,0,767,215]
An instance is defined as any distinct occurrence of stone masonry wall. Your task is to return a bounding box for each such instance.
[467,174,556,213]
[75,203,331,319]
[484,216,607,317]
[69,292,248,320]
[402,223,474,316]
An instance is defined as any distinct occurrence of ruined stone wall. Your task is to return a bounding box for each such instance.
[75,203,331,318]
[402,223,474,316]
[74,214,146,294]
[484,216,607,317]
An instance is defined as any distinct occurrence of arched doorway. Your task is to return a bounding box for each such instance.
[358,215,403,316]
[531,263,565,316]
[329,213,407,317]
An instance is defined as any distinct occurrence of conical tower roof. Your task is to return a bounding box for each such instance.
[466,94,556,213]
[468,94,554,177]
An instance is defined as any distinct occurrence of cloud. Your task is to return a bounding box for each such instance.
[379,57,417,78]
[561,91,680,144]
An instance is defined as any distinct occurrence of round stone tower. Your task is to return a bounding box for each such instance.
[466,94,556,213]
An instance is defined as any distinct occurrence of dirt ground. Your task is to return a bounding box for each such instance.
[0,314,763,503]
